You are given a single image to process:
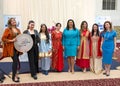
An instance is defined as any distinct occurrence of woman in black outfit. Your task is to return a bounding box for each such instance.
[23,20,40,80]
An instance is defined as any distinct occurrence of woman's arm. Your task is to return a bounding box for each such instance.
[100,37,104,52]
[114,37,117,52]
[2,29,16,43]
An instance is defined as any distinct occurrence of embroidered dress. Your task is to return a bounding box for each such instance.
[51,31,64,71]
[39,33,52,71]
[76,29,90,68]
[89,35,102,74]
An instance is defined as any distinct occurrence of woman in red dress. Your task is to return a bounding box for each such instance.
[76,21,90,72]
[51,23,64,72]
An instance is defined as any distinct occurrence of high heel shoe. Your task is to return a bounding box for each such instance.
[83,68,86,73]
[17,77,20,80]
[32,75,37,80]
[103,72,106,75]
[71,69,75,74]
[44,71,48,75]
[12,78,20,83]
[106,74,110,76]
[68,69,71,72]
[106,72,110,76]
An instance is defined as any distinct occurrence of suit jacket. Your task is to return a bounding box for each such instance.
[23,29,40,45]
[62,28,80,46]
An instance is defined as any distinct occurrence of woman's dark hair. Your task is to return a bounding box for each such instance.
[39,24,49,43]
[80,21,88,32]
[91,23,100,36]
[103,21,112,32]
[56,23,61,27]
[27,20,35,29]
[66,19,76,30]
[7,18,17,29]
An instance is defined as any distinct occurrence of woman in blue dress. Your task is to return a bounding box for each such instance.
[62,19,80,74]
[39,24,52,75]
[101,21,117,76]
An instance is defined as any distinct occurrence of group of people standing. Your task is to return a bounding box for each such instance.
[1,18,117,83]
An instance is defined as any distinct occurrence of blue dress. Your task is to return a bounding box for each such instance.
[62,28,80,57]
[39,33,52,71]
[102,30,117,64]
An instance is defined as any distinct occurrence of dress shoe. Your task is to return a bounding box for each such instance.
[32,75,37,80]
[12,78,20,83]
[44,71,48,75]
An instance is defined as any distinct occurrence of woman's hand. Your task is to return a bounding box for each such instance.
[63,46,64,51]
[12,38,17,42]
[48,50,52,54]
[114,47,118,52]
[100,47,102,52]
[77,46,80,50]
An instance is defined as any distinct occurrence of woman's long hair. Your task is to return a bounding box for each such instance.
[80,21,88,32]
[39,24,49,43]
[103,21,112,32]
[91,23,100,36]
[7,18,17,29]
[66,19,76,30]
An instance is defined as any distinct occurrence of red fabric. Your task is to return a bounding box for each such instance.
[76,30,90,68]
[82,29,87,36]
[89,36,102,58]
[76,59,90,68]
[97,37,102,57]
[51,31,64,71]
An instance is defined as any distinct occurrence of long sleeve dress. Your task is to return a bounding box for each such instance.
[76,29,90,69]
[51,30,64,72]
[89,34,102,74]
[39,33,52,71]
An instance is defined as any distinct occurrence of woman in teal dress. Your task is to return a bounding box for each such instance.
[62,19,80,74]
[101,21,117,76]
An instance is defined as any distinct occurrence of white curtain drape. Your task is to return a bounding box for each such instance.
[0,0,95,38]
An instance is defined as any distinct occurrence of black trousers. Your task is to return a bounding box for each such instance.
[11,49,20,79]
[28,44,39,77]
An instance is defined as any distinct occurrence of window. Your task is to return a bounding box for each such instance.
[102,0,116,10]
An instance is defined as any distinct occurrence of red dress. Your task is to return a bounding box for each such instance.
[51,30,64,71]
[76,29,90,68]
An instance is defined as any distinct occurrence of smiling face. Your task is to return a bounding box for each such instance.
[82,22,87,29]
[8,18,17,28]
[93,24,98,32]
[29,22,35,30]
[104,21,112,31]
[10,18,17,26]
[105,23,111,30]
[41,25,47,33]
[56,23,61,31]
[68,21,74,28]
